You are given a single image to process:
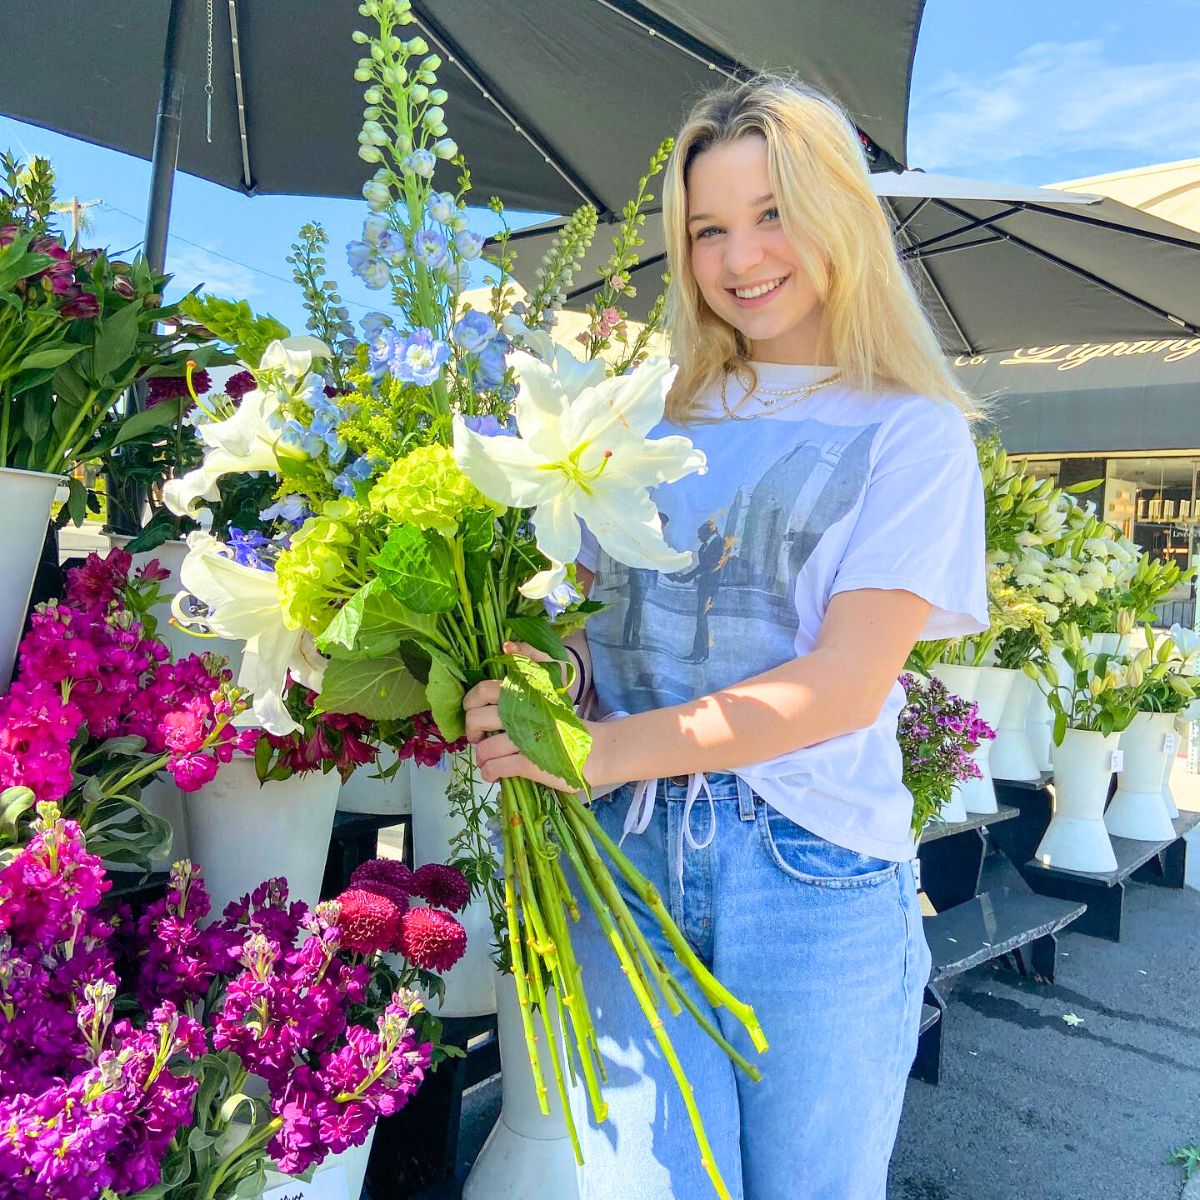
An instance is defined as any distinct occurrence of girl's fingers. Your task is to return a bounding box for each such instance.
[464,703,505,744]
[474,731,518,766]
[463,679,502,711]
[504,639,551,663]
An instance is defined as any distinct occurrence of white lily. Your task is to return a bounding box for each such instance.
[163,337,331,517]
[519,327,609,396]
[172,531,326,735]
[1170,623,1200,659]
[453,350,705,597]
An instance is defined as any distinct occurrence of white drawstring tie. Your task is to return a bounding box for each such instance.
[620,773,716,894]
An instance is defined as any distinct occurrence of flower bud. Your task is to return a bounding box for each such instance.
[370,43,385,61]
[410,83,429,103]
[428,121,448,137]
[422,54,442,71]
[433,138,458,160]
[424,105,445,125]
[358,145,384,163]
[363,105,381,120]
[352,29,369,43]
[429,88,448,104]
[407,36,429,54]
[354,67,373,82]
[362,120,389,145]
[364,86,383,103]
[388,35,404,52]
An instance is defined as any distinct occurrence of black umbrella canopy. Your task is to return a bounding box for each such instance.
[501,173,1200,353]
[1,0,921,218]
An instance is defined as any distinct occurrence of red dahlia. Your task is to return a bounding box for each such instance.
[351,857,416,895]
[333,886,403,955]
[411,862,471,913]
[397,906,467,972]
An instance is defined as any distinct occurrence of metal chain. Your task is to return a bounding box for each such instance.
[205,0,215,143]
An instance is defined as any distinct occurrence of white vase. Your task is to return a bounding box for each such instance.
[927,663,981,824]
[0,467,60,691]
[956,665,1014,813]
[183,754,340,916]
[1036,728,1121,872]
[1105,712,1177,841]
[1025,684,1055,774]
[338,750,413,815]
[228,1121,375,1200]
[1162,718,1185,819]
[404,753,498,1017]
[990,668,1041,782]
[1092,632,1129,657]
[463,971,580,1200]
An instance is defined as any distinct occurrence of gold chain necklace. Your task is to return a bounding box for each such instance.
[721,369,843,421]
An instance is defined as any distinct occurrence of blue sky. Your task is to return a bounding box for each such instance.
[2,0,1197,335]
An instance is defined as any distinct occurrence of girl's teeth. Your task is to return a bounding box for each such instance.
[734,278,783,299]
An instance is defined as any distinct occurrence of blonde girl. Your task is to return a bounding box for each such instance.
[464,77,988,1199]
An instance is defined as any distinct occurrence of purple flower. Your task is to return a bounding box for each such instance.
[426,191,457,224]
[462,413,515,437]
[453,229,485,261]
[226,527,276,571]
[543,579,582,619]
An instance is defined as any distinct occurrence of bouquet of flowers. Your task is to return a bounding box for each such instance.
[1036,623,1139,743]
[0,548,242,866]
[1113,623,1200,716]
[897,673,995,834]
[159,1,766,1191]
[0,153,220,524]
[0,805,464,1199]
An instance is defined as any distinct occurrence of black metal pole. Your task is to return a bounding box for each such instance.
[110,0,200,536]
[144,0,200,275]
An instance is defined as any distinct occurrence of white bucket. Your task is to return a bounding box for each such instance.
[338,750,413,815]
[1037,728,1120,873]
[1105,711,1177,841]
[0,467,60,691]
[183,753,340,916]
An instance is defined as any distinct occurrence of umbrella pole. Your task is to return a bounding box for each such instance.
[110,0,201,537]
[144,0,201,274]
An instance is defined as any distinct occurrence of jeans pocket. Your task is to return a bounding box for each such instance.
[757,804,899,888]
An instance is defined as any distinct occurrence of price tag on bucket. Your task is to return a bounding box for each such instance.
[1164,733,1178,756]
[1109,749,1124,773]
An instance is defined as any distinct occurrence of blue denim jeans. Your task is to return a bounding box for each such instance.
[567,773,930,1200]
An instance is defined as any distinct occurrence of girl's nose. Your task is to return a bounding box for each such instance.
[723,231,767,278]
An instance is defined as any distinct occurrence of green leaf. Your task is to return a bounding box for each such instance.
[371,525,458,613]
[1064,478,1104,494]
[316,655,428,720]
[90,299,143,381]
[427,656,466,741]
[316,577,443,658]
[506,615,568,662]
[21,344,85,371]
[1053,710,1068,746]
[460,508,495,554]
[64,475,87,525]
[0,786,35,843]
[498,654,592,790]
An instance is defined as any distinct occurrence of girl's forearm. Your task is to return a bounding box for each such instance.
[584,647,878,788]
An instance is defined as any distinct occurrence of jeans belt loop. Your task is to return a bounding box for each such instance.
[735,774,756,822]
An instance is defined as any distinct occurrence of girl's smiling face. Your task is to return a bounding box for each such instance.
[686,135,827,364]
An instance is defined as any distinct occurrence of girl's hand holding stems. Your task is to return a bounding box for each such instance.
[464,584,933,791]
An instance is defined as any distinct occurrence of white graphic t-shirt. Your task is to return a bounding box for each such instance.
[578,363,989,861]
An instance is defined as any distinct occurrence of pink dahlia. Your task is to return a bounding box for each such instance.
[411,862,470,913]
[397,906,466,972]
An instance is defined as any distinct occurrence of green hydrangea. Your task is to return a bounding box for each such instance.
[277,499,363,635]
[368,444,500,534]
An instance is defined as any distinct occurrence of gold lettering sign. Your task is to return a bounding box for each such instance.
[955,338,1200,372]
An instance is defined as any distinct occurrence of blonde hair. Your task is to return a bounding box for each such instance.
[663,76,976,423]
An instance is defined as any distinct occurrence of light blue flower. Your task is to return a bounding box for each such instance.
[333,455,378,497]
[462,414,515,437]
[426,191,457,223]
[392,328,451,386]
[454,230,485,261]
[406,149,437,179]
[473,340,509,391]
[414,229,449,269]
[362,213,388,245]
[260,494,310,525]
[324,432,348,464]
[367,327,399,380]
[451,310,498,354]
[440,260,472,291]
[279,418,325,459]
[543,579,583,619]
[361,311,392,340]
[377,228,406,263]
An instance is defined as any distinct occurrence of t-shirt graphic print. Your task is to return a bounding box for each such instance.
[578,366,990,862]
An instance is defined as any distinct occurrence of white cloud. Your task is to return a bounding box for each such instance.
[909,40,1200,178]
[163,244,263,301]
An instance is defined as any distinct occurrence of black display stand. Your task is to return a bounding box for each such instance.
[992,778,1200,941]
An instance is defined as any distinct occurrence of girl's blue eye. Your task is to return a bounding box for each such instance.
[760,207,780,222]
[695,225,721,240]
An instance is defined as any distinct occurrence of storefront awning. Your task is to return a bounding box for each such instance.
[955,338,1200,455]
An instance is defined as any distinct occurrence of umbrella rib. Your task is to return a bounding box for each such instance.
[589,0,898,169]
[410,3,605,212]
[890,196,929,235]
[933,197,1200,335]
[226,0,253,191]
[913,254,975,356]
[905,233,1003,261]
[1021,201,1200,251]
[902,203,1023,255]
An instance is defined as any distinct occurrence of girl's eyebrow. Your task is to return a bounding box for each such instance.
[687,193,776,225]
